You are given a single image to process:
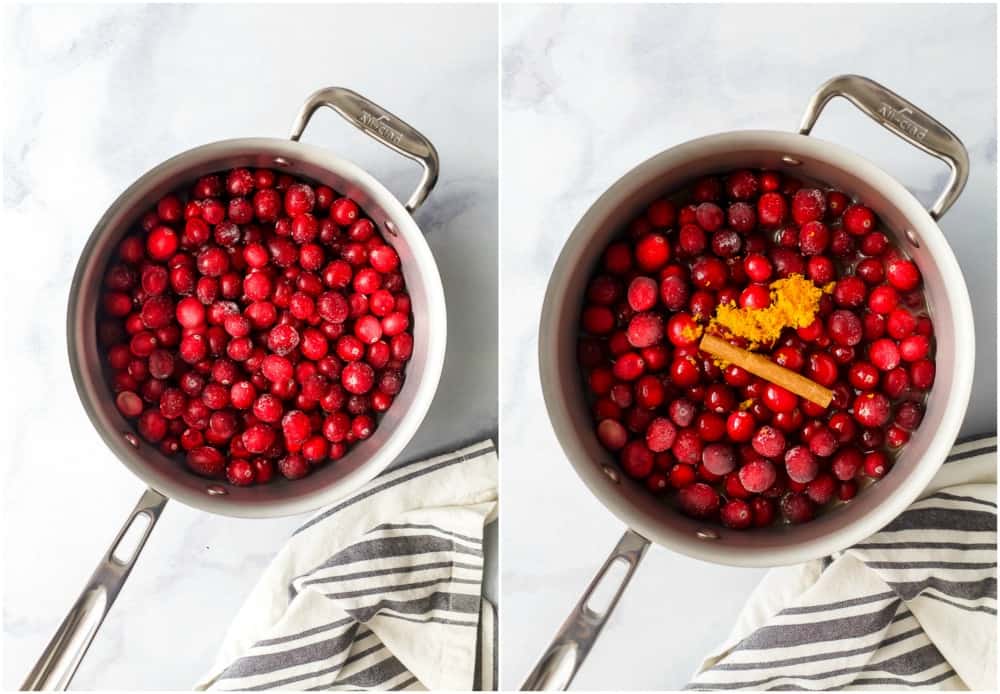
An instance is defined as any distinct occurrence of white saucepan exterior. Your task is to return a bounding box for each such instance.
[539,129,973,567]
[68,136,446,518]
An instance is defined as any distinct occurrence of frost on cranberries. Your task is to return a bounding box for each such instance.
[577,169,934,529]
[98,168,415,485]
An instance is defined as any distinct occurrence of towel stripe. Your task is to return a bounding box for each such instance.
[201,441,498,691]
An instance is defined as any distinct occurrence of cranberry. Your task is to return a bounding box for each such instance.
[864,451,891,479]
[330,198,360,226]
[869,338,901,371]
[781,493,815,524]
[843,204,876,235]
[690,257,728,290]
[752,426,786,459]
[187,446,226,478]
[342,362,375,394]
[757,192,787,227]
[702,443,736,475]
[853,392,891,427]
[677,483,720,519]
[621,440,654,479]
[627,313,664,348]
[635,233,671,271]
[720,499,752,529]
[278,453,310,480]
[735,458,774,494]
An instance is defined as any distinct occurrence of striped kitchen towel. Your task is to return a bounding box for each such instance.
[194,439,498,691]
[688,436,997,691]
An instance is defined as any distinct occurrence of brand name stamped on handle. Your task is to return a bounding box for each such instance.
[879,102,929,141]
[359,110,403,146]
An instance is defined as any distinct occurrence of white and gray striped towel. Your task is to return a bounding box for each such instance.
[195,439,498,691]
[689,436,997,691]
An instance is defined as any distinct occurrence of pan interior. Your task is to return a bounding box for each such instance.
[68,138,445,518]
[541,130,973,566]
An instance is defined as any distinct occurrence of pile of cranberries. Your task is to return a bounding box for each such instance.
[98,167,414,486]
[577,169,935,529]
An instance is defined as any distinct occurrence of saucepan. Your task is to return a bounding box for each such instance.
[23,87,447,690]
[526,75,974,689]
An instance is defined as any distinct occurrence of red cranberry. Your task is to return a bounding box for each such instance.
[853,392,891,427]
[781,493,815,524]
[621,440,654,479]
[677,482,720,519]
[843,204,876,235]
[864,450,891,479]
[752,426,786,459]
[757,192,787,227]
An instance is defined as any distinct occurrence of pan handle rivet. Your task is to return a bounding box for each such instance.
[601,464,621,484]
[384,219,399,237]
[123,432,139,448]
[781,155,802,166]
[206,485,228,496]
[274,157,291,168]
[904,229,920,248]
[696,528,720,540]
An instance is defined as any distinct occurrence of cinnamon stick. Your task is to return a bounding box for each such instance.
[699,333,833,408]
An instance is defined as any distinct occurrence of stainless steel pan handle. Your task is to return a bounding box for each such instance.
[799,74,969,220]
[289,87,440,214]
[521,529,651,690]
[22,488,168,691]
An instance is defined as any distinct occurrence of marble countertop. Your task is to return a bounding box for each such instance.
[3,4,496,689]
[500,4,996,689]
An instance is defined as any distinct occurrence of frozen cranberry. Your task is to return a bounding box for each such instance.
[278,453,310,480]
[869,338,901,371]
[806,474,836,505]
[737,458,775,494]
[627,313,664,348]
[784,445,818,483]
[792,189,826,225]
[658,275,689,312]
[727,202,756,233]
[757,192,787,227]
[701,443,736,476]
[628,277,658,312]
[677,482,720,519]
[281,410,311,447]
[781,493,815,524]
[752,426,786,459]
[726,170,759,200]
[853,392,891,427]
[267,324,300,356]
[342,362,375,394]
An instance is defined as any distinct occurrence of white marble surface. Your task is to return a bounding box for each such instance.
[3,4,496,689]
[500,4,996,689]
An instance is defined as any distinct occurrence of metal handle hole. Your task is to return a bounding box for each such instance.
[583,556,630,618]
[110,511,153,565]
